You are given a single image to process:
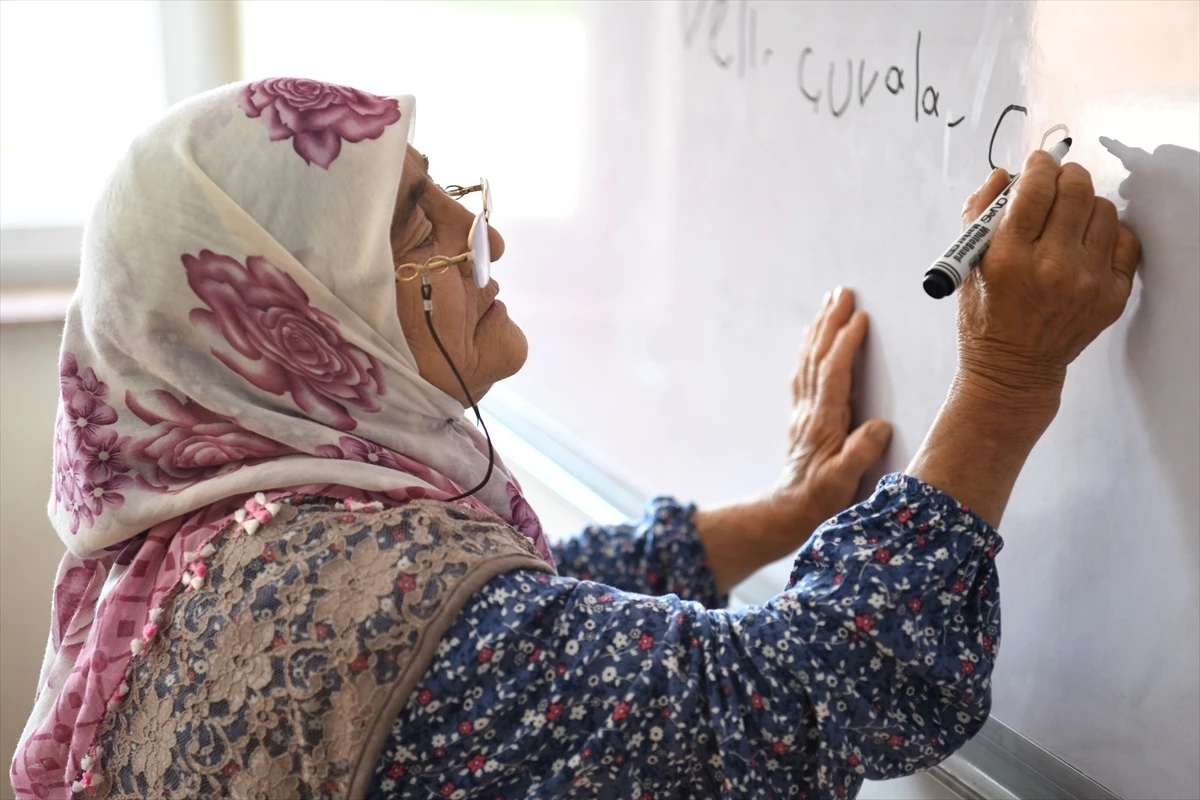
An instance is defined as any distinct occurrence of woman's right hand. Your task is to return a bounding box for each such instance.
[906,151,1141,528]
[954,153,1141,418]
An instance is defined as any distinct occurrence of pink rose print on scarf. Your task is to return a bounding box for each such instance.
[62,365,118,446]
[53,354,131,534]
[238,78,401,169]
[77,428,130,483]
[316,436,404,470]
[61,352,109,405]
[507,481,552,563]
[184,250,385,431]
[51,562,106,651]
[317,436,463,497]
[506,481,544,539]
[126,389,296,492]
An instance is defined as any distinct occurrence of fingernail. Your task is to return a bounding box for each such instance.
[979,168,1004,190]
[822,291,832,307]
[869,421,893,444]
[833,286,846,302]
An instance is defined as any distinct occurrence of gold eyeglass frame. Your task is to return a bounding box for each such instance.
[394,178,492,284]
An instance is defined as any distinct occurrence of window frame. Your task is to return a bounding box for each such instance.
[0,0,242,289]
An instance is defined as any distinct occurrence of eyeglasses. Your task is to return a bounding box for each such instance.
[393,179,499,504]
[395,178,493,290]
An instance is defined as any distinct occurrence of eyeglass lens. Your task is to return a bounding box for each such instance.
[470,178,492,289]
[471,213,491,289]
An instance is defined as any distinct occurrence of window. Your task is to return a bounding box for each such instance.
[0,0,584,288]
[237,0,585,222]
[0,1,168,231]
[0,1,170,288]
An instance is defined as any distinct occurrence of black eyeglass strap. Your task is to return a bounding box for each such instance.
[421,283,495,503]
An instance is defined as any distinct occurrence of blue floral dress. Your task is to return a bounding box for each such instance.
[368,475,1001,799]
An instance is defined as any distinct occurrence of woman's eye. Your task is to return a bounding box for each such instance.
[417,220,441,251]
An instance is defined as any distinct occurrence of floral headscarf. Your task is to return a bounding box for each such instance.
[11,78,551,799]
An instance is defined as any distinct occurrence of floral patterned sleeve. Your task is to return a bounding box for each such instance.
[551,497,728,607]
[369,475,1002,799]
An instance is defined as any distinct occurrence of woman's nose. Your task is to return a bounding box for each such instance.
[488,222,505,262]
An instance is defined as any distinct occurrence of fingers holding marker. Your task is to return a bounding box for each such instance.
[980,167,1011,201]
[925,142,1072,299]
[1112,222,1141,289]
[1083,197,1139,296]
[962,168,1010,228]
[1083,196,1119,259]
[1043,163,1097,246]
[1001,149,1062,242]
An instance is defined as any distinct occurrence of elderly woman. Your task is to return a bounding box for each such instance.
[11,79,1138,800]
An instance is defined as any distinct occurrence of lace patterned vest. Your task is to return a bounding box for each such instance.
[89,497,552,799]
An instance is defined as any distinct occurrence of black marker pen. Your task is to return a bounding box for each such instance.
[924,137,1073,299]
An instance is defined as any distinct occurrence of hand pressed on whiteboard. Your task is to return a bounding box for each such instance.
[906,153,1141,529]
[694,288,892,592]
[777,287,894,525]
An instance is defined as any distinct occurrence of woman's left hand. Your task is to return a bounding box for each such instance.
[695,287,893,593]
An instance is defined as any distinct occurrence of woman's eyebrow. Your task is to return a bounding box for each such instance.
[395,179,428,229]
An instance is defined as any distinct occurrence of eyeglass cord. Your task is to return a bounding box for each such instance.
[421,280,496,502]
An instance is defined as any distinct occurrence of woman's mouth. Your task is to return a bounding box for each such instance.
[478,298,504,324]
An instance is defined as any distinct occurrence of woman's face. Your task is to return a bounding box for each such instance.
[391,146,528,406]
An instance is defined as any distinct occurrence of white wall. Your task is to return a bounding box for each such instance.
[0,321,68,800]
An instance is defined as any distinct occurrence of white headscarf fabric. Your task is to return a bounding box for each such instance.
[11,78,550,799]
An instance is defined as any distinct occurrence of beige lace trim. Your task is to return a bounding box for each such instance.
[89,498,551,799]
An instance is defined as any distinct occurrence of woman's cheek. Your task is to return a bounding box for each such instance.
[394,285,426,341]
[432,275,473,352]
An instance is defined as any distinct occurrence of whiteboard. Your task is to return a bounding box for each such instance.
[466,1,1200,797]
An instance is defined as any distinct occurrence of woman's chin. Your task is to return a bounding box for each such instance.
[501,321,530,378]
[481,316,529,386]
